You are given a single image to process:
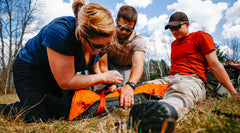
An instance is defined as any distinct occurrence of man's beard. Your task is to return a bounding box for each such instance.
[117,32,130,44]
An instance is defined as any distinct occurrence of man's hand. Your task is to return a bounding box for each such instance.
[119,84,134,108]
[233,92,240,97]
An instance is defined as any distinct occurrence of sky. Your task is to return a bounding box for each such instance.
[27,0,240,62]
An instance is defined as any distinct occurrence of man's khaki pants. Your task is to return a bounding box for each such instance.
[144,74,206,119]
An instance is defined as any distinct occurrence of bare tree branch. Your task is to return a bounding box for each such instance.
[0,0,39,94]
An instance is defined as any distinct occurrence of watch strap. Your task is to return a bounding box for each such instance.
[126,82,136,90]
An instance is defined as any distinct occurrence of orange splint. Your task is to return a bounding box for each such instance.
[69,83,169,121]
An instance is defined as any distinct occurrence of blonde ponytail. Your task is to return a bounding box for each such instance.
[73,1,115,40]
[72,0,88,18]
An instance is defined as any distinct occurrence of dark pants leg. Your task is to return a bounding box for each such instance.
[4,56,50,122]
[4,56,73,122]
[3,88,49,122]
[45,90,74,120]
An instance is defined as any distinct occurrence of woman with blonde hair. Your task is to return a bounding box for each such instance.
[1,0,122,122]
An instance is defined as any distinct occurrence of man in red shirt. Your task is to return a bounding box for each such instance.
[129,12,238,133]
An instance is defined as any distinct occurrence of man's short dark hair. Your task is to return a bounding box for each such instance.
[117,6,138,25]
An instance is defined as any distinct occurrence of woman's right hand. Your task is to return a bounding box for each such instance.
[102,70,123,84]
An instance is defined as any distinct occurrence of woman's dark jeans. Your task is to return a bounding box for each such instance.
[4,56,73,122]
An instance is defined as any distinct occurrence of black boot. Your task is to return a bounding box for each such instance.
[2,101,21,116]
[0,104,7,112]
[128,100,178,133]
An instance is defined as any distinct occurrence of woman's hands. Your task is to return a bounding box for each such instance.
[102,70,123,85]
[47,47,123,90]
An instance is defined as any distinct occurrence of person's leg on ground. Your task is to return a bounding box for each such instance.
[2,56,49,122]
[129,74,206,132]
[161,74,206,118]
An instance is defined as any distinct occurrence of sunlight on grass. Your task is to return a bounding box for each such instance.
[0,93,19,104]
[175,96,240,133]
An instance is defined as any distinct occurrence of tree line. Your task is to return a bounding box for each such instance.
[0,0,38,94]
[0,0,239,94]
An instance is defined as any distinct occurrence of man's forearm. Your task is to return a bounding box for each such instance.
[128,51,145,84]
[128,65,144,84]
[211,64,237,95]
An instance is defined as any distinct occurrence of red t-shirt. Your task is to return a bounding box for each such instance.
[169,31,215,82]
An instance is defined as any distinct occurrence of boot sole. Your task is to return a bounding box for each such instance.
[129,100,177,133]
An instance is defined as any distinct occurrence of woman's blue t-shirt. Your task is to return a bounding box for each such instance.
[18,16,105,74]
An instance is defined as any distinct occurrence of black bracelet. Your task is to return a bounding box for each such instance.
[126,82,136,90]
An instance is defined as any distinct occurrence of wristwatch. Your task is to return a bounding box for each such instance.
[126,82,136,90]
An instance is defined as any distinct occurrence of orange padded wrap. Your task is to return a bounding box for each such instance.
[105,83,169,98]
[134,83,169,96]
[69,89,100,121]
[69,83,169,121]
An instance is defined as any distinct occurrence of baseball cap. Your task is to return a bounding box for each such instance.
[165,12,188,30]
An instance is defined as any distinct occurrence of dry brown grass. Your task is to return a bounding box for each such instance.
[0,93,239,133]
[0,93,19,104]
[0,93,132,132]
[0,109,132,133]
[175,96,240,133]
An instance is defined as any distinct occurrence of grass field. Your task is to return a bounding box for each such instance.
[0,93,239,133]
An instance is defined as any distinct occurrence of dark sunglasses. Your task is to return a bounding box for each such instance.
[84,37,111,52]
[169,22,187,31]
[117,23,134,32]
